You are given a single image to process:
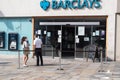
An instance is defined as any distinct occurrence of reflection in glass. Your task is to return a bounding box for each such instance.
[0,37,3,47]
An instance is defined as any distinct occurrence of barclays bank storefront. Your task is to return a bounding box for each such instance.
[0,0,120,61]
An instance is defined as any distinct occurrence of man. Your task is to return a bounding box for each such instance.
[34,35,43,66]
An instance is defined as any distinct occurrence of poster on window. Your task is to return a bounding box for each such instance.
[58,37,61,43]
[101,30,105,36]
[47,32,51,37]
[75,35,78,38]
[76,38,79,43]
[35,31,38,34]
[59,35,61,38]
[44,31,47,34]
[37,30,41,35]
[84,37,89,41]
[58,30,61,35]
[93,32,96,36]
[78,26,85,36]
[95,30,100,36]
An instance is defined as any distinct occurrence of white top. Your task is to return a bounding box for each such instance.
[34,38,42,48]
[22,41,29,48]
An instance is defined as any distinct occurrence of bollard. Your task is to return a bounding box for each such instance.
[52,46,54,59]
[100,49,103,71]
[98,49,110,72]
[98,49,105,72]
[17,50,20,69]
[57,50,64,70]
[104,49,108,64]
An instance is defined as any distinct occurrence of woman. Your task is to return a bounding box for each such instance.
[21,36,30,67]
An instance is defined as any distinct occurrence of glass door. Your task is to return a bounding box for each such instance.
[75,25,106,59]
[34,25,61,57]
[62,25,75,58]
[75,26,91,58]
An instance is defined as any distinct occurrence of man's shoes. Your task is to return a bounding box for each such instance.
[36,64,43,66]
[36,64,39,66]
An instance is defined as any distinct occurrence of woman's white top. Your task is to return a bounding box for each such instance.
[22,41,29,48]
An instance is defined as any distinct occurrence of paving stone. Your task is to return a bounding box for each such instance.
[0,55,120,80]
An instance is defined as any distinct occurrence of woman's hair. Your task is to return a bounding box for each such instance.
[36,34,39,38]
[21,36,27,44]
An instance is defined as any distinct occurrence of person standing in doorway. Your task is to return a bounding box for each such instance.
[21,36,30,67]
[34,35,43,66]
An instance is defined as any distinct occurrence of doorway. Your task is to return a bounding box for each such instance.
[62,26,75,58]
[34,17,107,59]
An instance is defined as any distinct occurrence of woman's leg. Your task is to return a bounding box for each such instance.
[23,54,26,65]
[25,55,29,65]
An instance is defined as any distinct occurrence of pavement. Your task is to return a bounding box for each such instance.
[0,54,120,80]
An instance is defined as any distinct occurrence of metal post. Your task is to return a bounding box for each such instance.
[17,50,20,69]
[61,25,62,56]
[59,51,61,69]
[91,26,93,45]
[57,25,63,70]
[45,26,47,44]
[75,26,76,59]
[58,51,63,70]
[98,49,105,72]
[100,49,103,70]
[104,49,108,64]
[52,45,54,59]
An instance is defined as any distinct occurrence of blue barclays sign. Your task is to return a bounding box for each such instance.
[40,0,101,11]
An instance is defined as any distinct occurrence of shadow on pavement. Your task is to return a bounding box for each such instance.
[0,62,11,64]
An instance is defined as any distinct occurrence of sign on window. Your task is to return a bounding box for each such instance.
[78,26,85,36]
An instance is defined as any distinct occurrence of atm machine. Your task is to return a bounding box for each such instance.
[8,33,18,50]
[0,32,5,48]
